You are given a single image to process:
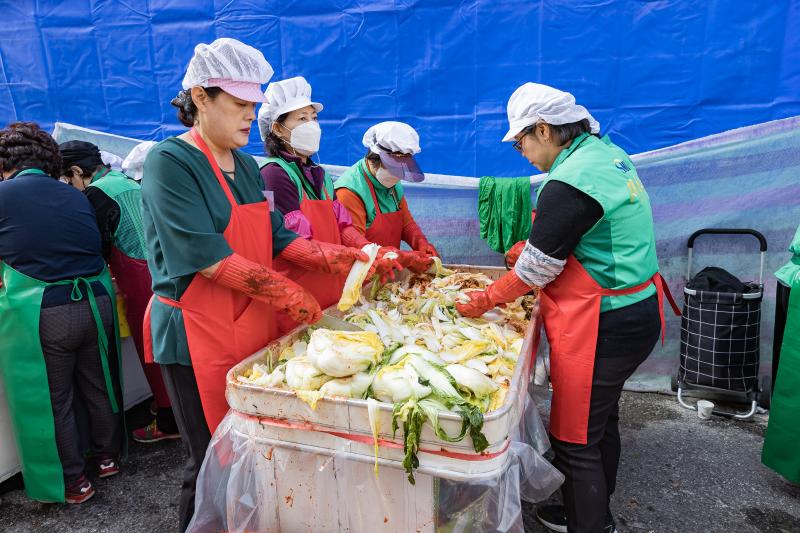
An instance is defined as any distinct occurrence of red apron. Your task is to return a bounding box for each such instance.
[362,167,404,248]
[143,128,279,433]
[538,256,680,444]
[109,247,170,408]
[273,186,345,333]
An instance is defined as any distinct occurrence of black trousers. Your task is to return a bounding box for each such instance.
[160,363,211,533]
[39,296,122,484]
[773,281,791,393]
[550,295,661,533]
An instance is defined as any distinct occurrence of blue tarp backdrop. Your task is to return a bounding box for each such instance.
[1,1,799,176]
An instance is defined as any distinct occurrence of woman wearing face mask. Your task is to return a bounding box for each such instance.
[258,77,403,320]
[456,83,679,533]
[334,122,438,269]
[141,40,367,532]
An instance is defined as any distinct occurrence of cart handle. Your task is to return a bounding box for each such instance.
[686,228,767,285]
[687,228,767,252]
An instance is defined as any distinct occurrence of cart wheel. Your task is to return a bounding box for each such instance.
[758,376,771,409]
[670,373,679,393]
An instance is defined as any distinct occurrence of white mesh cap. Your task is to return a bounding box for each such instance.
[362,121,421,155]
[502,82,600,142]
[257,76,324,141]
[122,141,157,181]
[181,38,274,92]
[99,151,123,171]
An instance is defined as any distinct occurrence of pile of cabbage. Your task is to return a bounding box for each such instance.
[239,266,533,482]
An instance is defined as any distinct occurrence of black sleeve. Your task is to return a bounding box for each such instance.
[528,180,604,260]
[84,187,120,261]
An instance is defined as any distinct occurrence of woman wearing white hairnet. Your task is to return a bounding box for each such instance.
[257,77,403,325]
[140,39,366,531]
[334,121,439,267]
[457,83,679,533]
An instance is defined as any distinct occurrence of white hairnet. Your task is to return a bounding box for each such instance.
[502,82,600,142]
[257,77,324,141]
[362,121,421,155]
[182,38,273,90]
[100,151,123,171]
[122,141,157,181]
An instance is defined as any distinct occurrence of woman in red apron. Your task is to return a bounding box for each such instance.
[140,39,364,532]
[257,77,404,330]
[457,83,679,533]
[334,121,439,274]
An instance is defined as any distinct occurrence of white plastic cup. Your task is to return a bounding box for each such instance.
[697,400,714,420]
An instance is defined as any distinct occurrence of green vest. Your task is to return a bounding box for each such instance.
[538,133,659,312]
[333,159,405,229]
[260,157,334,201]
[775,224,800,287]
[89,169,147,260]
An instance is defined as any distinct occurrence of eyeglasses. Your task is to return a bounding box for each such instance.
[512,125,536,152]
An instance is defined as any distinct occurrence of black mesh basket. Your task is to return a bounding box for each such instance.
[678,284,762,392]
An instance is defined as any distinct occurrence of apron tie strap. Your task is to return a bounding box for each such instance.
[57,277,120,413]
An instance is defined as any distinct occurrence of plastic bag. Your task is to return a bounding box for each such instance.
[188,391,563,533]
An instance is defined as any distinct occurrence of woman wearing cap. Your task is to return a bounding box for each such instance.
[456,83,679,533]
[141,39,366,531]
[334,122,438,268]
[257,77,404,320]
[0,122,123,504]
[59,140,179,443]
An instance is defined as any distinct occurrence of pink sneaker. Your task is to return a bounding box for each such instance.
[132,420,180,444]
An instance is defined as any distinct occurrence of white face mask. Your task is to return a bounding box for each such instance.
[375,167,401,188]
[287,121,321,156]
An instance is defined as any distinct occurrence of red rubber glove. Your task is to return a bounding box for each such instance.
[455,269,532,318]
[504,240,526,270]
[213,253,321,324]
[278,238,369,275]
[396,250,434,274]
[366,247,404,284]
[340,224,371,249]
[342,226,404,282]
[402,222,438,257]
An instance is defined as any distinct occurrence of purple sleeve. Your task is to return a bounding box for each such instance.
[283,210,313,239]
[260,164,301,215]
[332,200,354,233]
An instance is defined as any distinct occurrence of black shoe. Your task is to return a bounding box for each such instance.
[536,505,567,533]
[536,504,617,533]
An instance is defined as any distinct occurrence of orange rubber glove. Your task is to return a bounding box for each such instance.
[402,222,438,257]
[504,240,526,270]
[455,269,532,318]
[213,253,321,324]
[278,237,369,275]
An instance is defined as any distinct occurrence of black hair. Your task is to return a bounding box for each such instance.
[263,112,290,157]
[59,140,106,178]
[170,87,224,127]
[547,118,593,146]
[63,163,106,180]
[0,122,62,178]
[364,149,381,165]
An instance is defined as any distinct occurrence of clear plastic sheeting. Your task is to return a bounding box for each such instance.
[188,393,563,533]
[50,116,800,391]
